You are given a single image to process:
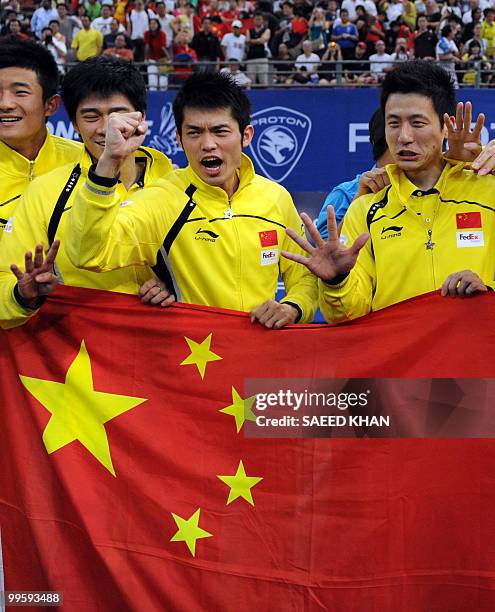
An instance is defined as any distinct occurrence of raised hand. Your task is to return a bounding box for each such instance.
[444,101,484,162]
[96,112,148,177]
[281,206,369,283]
[11,241,60,305]
[355,167,390,198]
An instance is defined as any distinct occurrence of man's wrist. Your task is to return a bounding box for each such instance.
[95,155,123,179]
[281,301,302,323]
[13,284,46,310]
[323,272,350,286]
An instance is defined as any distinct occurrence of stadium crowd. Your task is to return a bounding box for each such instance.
[1,0,495,87]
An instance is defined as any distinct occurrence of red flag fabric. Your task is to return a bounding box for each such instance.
[1,286,495,611]
[456,211,482,229]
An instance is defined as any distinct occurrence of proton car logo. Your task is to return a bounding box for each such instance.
[248,106,312,183]
[149,102,182,157]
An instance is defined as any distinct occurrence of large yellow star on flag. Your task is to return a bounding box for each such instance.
[170,508,213,556]
[218,460,263,506]
[180,333,222,379]
[219,387,256,433]
[19,339,146,477]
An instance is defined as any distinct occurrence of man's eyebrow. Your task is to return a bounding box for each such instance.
[386,113,429,120]
[11,82,33,88]
[184,123,231,130]
[79,106,132,114]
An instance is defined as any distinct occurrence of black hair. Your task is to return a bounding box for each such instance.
[61,56,147,121]
[381,60,456,128]
[440,25,452,38]
[0,38,59,101]
[173,71,251,136]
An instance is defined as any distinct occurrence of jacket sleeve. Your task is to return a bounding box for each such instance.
[319,195,376,324]
[66,172,172,272]
[278,189,318,323]
[0,190,48,329]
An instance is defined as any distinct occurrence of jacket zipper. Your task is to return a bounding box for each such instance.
[29,160,35,181]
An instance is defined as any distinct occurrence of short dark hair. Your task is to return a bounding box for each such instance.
[0,38,59,101]
[173,72,251,136]
[61,56,147,121]
[381,60,456,128]
[440,24,452,38]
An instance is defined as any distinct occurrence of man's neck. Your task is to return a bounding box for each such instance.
[404,159,446,191]
[4,128,47,161]
[222,172,239,199]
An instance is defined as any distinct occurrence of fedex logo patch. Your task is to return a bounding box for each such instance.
[261,248,279,266]
[456,231,484,247]
[4,217,13,233]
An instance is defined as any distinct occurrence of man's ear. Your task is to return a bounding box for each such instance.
[44,93,61,118]
[242,124,254,148]
[176,129,183,148]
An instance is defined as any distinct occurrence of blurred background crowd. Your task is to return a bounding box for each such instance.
[1,0,493,87]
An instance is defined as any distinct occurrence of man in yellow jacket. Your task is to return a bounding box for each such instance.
[0,57,172,329]
[65,72,317,328]
[0,38,82,237]
[283,61,495,323]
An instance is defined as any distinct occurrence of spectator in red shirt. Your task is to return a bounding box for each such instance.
[172,29,198,81]
[145,18,169,90]
[103,33,134,60]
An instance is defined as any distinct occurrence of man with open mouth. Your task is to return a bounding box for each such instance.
[65,72,317,329]
[0,38,82,238]
[283,60,495,323]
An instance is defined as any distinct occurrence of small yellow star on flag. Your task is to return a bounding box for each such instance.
[219,387,256,433]
[218,460,263,506]
[19,339,147,476]
[170,508,213,556]
[180,333,222,379]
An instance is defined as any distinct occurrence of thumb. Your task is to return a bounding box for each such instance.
[464,142,482,151]
[349,232,370,256]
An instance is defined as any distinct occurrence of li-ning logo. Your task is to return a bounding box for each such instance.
[381,225,403,239]
[148,102,182,157]
[195,228,220,243]
[248,107,312,183]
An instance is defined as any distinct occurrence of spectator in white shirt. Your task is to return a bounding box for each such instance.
[295,40,320,72]
[31,0,58,39]
[369,39,393,81]
[341,0,360,22]
[91,4,113,36]
[127,0,155,61]
[221,20,246,61]
[155,1,176,55]
[220,58,251,88]
[386,0,404,23]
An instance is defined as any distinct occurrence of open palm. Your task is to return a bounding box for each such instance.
[281,206,369,282]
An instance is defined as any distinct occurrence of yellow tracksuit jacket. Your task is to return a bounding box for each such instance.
[0,129,83,237]
[0,146,172,329]
[320,161,495,323]
[66,154,318,321]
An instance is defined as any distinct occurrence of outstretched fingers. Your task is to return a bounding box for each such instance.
[326,205,340,245]
[285,226,315,255]
[44,240,60,268]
